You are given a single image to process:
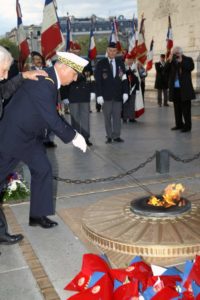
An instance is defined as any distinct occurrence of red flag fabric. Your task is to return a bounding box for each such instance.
[129,17,138,59]
[16,0,30,71]
[136,16,147,65]
[109,17,122,52]
[146,39,154,71]
[166,15,173,58]
[41,0,63,60]
[88,26,97,60]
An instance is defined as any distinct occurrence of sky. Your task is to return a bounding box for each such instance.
[0,0,137,36]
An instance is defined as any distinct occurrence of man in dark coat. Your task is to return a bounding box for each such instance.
[166,46,195,132]
[95,42,129,143]
[0,45,48,245]
[154,54,169,107]
[0,51,88,235]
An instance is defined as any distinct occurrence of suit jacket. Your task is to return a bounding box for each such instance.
[0,74,24,119]
[154,62,169,89]
[0,67,76,157]
[166,55,195,102]
[95,57,128,102]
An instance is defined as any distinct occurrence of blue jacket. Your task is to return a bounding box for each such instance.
[0,67,76,157]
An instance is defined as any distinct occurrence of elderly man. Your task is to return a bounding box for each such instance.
[95,42,129,143]
[0,50,88,242]
[0,45,48,245]
[166,46,195,132]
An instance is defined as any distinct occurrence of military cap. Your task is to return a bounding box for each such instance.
[56,52,89,73]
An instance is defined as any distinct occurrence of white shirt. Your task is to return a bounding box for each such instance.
[108,58,116,77]
[54,67,61,89]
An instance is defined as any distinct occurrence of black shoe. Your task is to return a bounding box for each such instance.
[0,233,24,245]
[86,139,93,146]
[129,119,137,123]
[113,137,124,143]
[164,103,169,107]
[105,138,112,144]
[29,217,58,229]
[43,141,57,148]
[123,119,127,123]
[171,126,183,130]
[181,128,191,132]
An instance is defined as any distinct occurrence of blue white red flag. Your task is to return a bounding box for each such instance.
[16,0,30,71]
[109,17,122,52]
[66,15,73,51]
[146,39,154,71]
[88,26,97,60]
[129,16,138,59]
[166,15,173,58]
[41,0,63,60]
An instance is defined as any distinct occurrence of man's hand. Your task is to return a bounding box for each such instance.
[22,70,48,81]
[97,96,104,105]
[72,132,87,153]
[123,93,129,104]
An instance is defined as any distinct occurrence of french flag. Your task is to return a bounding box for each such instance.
[146,39,154,71]
[16,0,30,71]
[166,15,173,58]
[41,0,63,60]
[109,17,122,52]
[66,15,73,51]
[129,17,138,59]
[136,15,147,65]
[88,26,97,60]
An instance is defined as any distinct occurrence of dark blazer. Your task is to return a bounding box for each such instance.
[95,57,128,102]
[0,74,24,119]
[166,55,195,102]
[0,67,76,157]
[154,62,169,89]
[60,62,95,103]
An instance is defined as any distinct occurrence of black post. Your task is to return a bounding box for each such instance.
[156,150,170,174]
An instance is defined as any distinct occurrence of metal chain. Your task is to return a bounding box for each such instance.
[169,151,200,163]
[53,152,156,184]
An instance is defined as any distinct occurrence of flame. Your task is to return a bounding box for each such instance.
[147,183,185,208]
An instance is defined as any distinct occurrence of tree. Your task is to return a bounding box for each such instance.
[0,38,19,60]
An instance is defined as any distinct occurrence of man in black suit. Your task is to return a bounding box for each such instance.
[154,54,169,107]
[0,51,88,235]
[95,42,129,143]
[166,46,195,132]
[0,45,48,245]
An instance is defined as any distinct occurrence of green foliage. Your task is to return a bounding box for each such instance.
[0,38,19,60]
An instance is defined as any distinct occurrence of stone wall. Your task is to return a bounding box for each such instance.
[137,0,200,99]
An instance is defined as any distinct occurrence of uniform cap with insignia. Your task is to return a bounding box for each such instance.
[56,52,89,73]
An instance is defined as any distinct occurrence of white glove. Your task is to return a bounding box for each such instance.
[97,96,104,105]
[63,99,69,105]
[90,93,96,102]
[72,132,87,153]
[123,93,129,104]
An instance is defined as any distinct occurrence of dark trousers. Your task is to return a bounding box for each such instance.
[0,144,54,222]
[157,89,168,105]
[69,102,90,140]
[173,88,191,129]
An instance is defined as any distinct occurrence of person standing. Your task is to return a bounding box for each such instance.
[154,54,169,107]
[95,42,129,143]
[166,46,195,132]
[60,42,95,146]
[0,51,88,232]
[0,46,48,245]
[122,53,139,123]
[137,61,147,101]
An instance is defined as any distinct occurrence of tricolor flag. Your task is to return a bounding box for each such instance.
[146,39,154,71]
[129,16,138,59]
[166,15,173,58]
[88,24,97,60]
[16,0,30,71]
[136,15,147,65]
[66,14,73,51]
[109,17,122,52]
[41,0,63,60]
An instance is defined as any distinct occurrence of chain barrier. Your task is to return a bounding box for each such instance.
[169,151,200,163]
[53,152,157,184]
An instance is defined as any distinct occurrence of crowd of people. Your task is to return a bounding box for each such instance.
[0,41,195,250]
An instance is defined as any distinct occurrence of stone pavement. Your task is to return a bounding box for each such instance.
[1,100,200,300]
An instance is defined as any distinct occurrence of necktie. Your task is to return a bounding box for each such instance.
[110,60,114,77]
